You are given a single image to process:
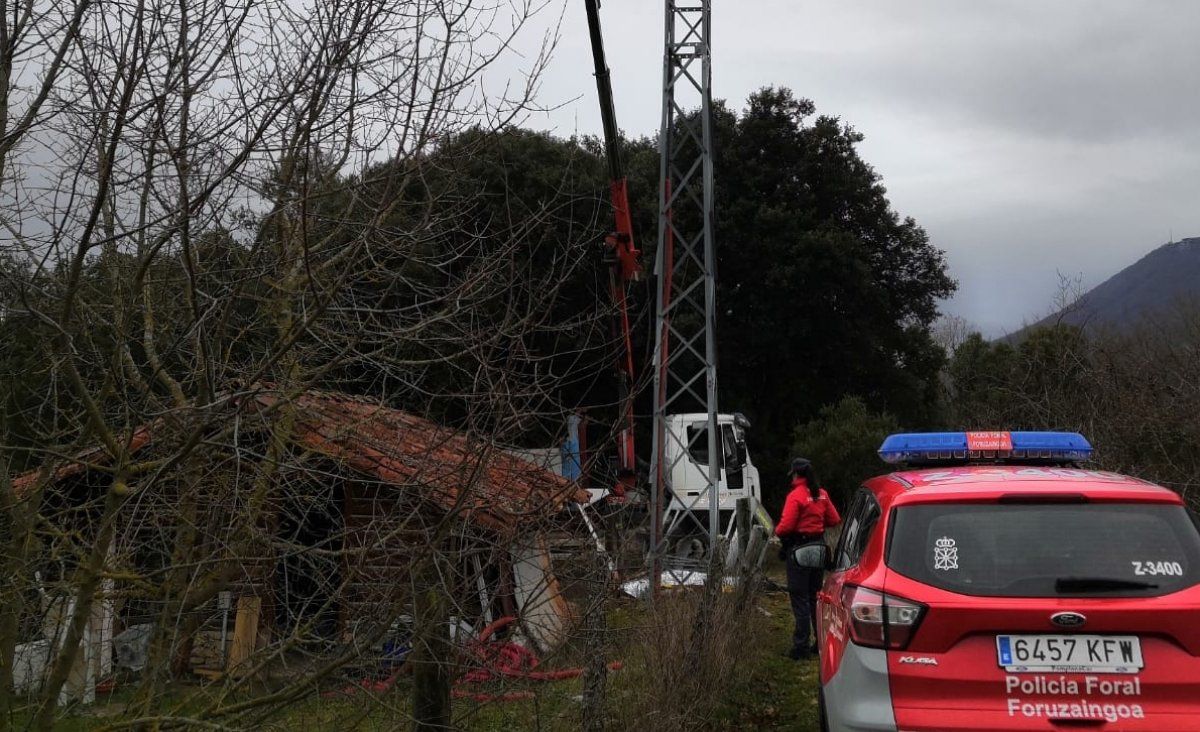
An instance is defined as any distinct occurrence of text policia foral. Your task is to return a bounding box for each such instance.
[1005,675,1145,723]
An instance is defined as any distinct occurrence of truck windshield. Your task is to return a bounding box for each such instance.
[886,502,1200,597]
[685,424,738,468]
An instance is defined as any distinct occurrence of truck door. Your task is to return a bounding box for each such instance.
[686,423,743,492]
[721,424,744,492]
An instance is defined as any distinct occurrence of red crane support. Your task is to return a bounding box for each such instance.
[584,0,642,498]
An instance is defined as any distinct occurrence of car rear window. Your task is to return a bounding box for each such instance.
[887,502,1200,597]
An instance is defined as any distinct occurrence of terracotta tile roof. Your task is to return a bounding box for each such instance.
[248,390,588,531]
[11,425,156,497]
[14,389,587,532]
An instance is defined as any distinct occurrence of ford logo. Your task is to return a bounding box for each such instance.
[1051,612,1087,628]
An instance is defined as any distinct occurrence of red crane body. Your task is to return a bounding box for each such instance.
[584,0,642,498]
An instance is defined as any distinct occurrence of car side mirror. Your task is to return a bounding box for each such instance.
[791,543,830,570]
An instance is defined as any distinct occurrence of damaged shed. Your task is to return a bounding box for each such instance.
[11,387,589,695]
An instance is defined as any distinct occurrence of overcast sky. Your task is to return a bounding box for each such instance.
[514,0,1200,335]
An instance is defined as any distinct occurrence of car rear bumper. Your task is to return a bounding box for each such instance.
[824,643,898,731]
[892,707,1200,731]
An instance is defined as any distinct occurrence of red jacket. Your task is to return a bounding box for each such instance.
[774,477,841,537]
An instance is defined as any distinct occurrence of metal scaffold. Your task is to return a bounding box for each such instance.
[649,0,721,583]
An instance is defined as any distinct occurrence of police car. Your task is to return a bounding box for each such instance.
[816,431,1200,731]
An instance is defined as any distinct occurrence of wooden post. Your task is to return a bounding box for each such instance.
[412,566,451,731]
[744,526,767,575]
[580,549,609,732]
[736,526,767,609]
[734,498,750,566]
[736,498,750,552]
[57,598,95,707]
[227,596,261,674]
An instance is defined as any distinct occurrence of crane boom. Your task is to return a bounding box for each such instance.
[584,0,622,185]
[584,0,641,498]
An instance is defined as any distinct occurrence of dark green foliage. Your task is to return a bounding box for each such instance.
[946,333,1019,425]
[403,91,957,504]
[946,317,1200,507]
[638,88,955,507]
[319,128,617,438]
[946,325,1088,429]
[792,396,901,508]
[3,92,957,502]
[0,286,48,470]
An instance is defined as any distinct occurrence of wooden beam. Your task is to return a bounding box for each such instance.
[227,596,261,674]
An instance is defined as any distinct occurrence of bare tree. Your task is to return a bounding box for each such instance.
[0,1,643,729]
[930,313,974,355]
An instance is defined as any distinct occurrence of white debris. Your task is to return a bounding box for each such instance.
[619,570,738,599]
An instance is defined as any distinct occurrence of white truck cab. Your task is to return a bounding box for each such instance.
[553,411,772,558]
[660,412,772,557]
[663,412,761,513]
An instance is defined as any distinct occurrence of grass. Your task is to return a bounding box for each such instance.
[25,576,823,730]
[713,588,822,731]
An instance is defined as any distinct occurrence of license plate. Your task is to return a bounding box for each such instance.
[996,635,1143,673]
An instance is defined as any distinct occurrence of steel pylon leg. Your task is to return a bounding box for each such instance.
[649,0,720,594]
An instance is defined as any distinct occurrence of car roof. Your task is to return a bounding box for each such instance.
[865,465,1182,506]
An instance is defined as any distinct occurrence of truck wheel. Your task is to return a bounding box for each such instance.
[671,536,706,560]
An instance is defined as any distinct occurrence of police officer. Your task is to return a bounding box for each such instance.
[775,457,841,660]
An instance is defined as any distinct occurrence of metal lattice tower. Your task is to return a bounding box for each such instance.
[649,0,720,581]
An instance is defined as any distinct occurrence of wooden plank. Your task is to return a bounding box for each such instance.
[227,596,261,673]
[472,554,494,625]
[510,537,573,654]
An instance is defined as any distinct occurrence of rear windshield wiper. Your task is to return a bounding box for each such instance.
[1055,577,1159,593]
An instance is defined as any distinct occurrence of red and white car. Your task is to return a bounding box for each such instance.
[817,431,1200,731]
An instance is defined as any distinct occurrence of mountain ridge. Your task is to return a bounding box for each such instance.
[1005,236,1200,340]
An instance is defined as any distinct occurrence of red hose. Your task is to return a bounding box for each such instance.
[479,660,624,682]
[475,615,518,643]
[324,615,623,701]
[322,666,405,699]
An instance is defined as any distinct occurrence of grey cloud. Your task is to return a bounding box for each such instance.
[728,1,1200,144]
[526,0,1200,334]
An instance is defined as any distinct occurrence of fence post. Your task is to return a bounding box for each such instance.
[413,567,451,731]
[735,498,750,558]
[581,548,610,732]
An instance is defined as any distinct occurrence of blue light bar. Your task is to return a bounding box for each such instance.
[878,431,1093,465]
[879,432,968,464]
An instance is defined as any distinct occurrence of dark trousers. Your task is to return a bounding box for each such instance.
[786,556,822,652]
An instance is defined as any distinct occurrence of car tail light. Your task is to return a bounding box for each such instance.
[841,585,926,650]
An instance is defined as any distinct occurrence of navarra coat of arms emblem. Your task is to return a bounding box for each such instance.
[933,536,958,571]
